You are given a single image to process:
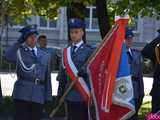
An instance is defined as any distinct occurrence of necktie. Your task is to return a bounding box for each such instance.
[71,45,77,58]
[31,49,37,57]
[127,51,133,63]
[72,45,77,55]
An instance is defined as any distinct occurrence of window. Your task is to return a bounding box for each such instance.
[38,16,57,29]
[40,17,47,27]
[85,6,99,31]
[10,17,31,28]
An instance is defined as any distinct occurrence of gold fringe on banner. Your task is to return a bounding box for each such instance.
[155,43,160,64]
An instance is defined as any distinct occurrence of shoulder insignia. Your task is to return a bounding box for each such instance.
[21,45,28,51]
[84,43,96,49]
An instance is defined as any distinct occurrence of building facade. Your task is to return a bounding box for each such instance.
[1,7,160,50]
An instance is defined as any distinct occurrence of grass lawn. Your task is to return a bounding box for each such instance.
[139,97,151,119]
[0,96,153,119]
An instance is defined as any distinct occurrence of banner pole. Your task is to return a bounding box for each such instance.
[49,24,118,118]
[49,79,76,118]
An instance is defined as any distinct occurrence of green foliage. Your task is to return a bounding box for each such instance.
[139,101,151,119]
[0,0,31,25]
[108,0,160,17]
[0,0,96,25]
[67,3,87,19]
[1,0,160,26]
[59,0,95,6]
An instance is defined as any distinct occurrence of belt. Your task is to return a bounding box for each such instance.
[34,79,45,85]
[20,78,45,85]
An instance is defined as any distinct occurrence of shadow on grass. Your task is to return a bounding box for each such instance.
[0,96,152,120]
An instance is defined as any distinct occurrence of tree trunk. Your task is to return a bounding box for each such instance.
[96,0,111,39]
[0,1,6,65]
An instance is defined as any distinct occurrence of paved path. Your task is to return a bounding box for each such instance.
[0,72,59,96]
[0,73,153,101]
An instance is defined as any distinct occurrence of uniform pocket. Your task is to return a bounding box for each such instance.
[36,64,47,80]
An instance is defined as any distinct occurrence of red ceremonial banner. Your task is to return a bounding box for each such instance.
[87,18,129,120]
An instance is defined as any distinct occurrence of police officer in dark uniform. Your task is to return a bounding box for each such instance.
[125,28,144,120]
[142,29,160,113]
[4,25,52,120]
[57,18,95,120]
[0,81,2,104]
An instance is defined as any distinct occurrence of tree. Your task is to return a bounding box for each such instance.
[110,0,160,17]
[66,3,87,43]
[1,0,160,41]
[0,0,60,39]
[96,0,111,39]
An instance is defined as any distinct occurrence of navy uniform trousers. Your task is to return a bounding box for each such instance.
[0,82,2,104]
[13,99,43,120]
[66,100,88,120]
[127,49,144,120]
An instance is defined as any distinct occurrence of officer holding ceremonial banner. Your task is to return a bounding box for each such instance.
[57,18,95,120]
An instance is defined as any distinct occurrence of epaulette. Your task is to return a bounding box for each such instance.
[84,43,97,49]
[155,43,160,64]
[38,48,47,54]
[131,48,140,52]
[38,48,50,58]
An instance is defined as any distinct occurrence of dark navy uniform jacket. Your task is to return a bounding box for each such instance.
[142,36,160,96]
[0,83,2,103]
[4,42,52,104]
[57,42,94,102]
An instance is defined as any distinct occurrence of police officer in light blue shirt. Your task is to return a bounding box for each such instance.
[38,35,60,71]
[4,25,52,120]
[57,18,95,120]
[125,27,144,120]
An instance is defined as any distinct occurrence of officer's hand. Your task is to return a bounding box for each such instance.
[17,35,25,44]
[77,70,87,78]
[56,95,62,103]
[54,95,62,107]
